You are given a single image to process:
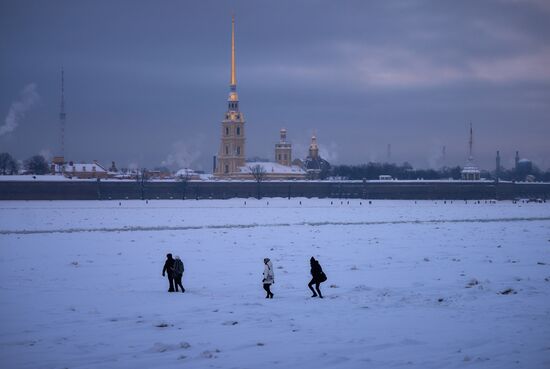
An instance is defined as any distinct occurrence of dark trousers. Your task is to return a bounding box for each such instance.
[263,283,273,298]
[308,278,322,297]
[174,273,185,292]
[167,273,175,292]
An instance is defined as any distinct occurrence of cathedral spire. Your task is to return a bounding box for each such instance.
[230,14,236,88]
[227,14,239,110]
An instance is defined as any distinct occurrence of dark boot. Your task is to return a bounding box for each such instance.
[316,285,323,298]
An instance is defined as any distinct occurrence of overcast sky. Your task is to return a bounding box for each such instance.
[1,0,549,172]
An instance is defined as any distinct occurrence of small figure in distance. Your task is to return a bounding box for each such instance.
[262,258,274,299]
[308,257,327,298]
[162,253,175,292]
[173,255,185,293]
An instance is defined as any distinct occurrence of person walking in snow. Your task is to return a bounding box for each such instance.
[172,255,185,293]
[308,257,327,298]
[162,253,175,292]
[262,258,274,298]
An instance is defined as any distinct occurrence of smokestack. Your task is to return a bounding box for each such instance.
[515,151,519,169]
[213,155,217,173]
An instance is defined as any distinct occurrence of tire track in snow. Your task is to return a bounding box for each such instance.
[1,216,549,235]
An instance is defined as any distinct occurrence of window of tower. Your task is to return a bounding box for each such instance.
[278,154,281,161]
[225,165,229,173]
[237,146,241,155]
[225,146,229,155]
[225,127,229,135]
[284,154,287,160]
[237,127,240,135]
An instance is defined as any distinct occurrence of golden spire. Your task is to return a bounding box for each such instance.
[230,14,236,87]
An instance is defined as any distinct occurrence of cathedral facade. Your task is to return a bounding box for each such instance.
[214,16,324,181]
[215,16,246,177]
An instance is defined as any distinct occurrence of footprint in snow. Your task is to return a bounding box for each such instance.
[499,288,517,295]
[201,349,221,358]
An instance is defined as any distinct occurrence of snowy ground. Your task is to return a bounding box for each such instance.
[0,199,549,369]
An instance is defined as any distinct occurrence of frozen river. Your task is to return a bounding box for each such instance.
[1,199,549,369]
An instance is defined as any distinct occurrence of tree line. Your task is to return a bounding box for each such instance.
[0,153,49,175]
[329,162,550,182]
[2,151,549,182]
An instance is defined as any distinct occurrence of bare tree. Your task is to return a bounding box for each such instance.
[136,168,149,200]
[0,152,19,175]
[249,164,266,199]
[24,155,49,175]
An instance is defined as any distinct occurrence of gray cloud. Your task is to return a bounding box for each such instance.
[0,0,549,170]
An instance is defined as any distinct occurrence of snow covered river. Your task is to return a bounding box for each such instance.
[0,199,549,369]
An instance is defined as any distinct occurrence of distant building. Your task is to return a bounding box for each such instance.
[215,16,246,178]
[515,154,534,181]
[64,160,109,179]
[50,156,66,174]
[461,123,480,180]
[517,158,532,172]
[175,168,200,180]
[239,162,306,180]
[212,16,323,181]
[275,128,292,166]
[109,161,118,173]
[461,164,480,181]
[147,169,173,180]
[302,135,331,179]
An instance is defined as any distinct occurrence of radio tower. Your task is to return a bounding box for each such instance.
[52,68,67,172]
[60,67,66,161]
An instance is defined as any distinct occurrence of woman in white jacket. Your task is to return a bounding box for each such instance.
[262,258,274,298]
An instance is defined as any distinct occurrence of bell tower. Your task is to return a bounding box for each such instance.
[309,135,319,160]
[215,15,246,176]
[275,128,292,166]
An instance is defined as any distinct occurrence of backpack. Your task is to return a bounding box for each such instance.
[173,259,184,275]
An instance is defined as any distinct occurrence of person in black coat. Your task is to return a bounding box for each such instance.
[308,256,326,298]
[162,253,175,292]
[172,255,185,293]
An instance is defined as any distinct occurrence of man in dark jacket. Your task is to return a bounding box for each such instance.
[172,255,185,293]
[308,257,326,298]
[162,253,175,292]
